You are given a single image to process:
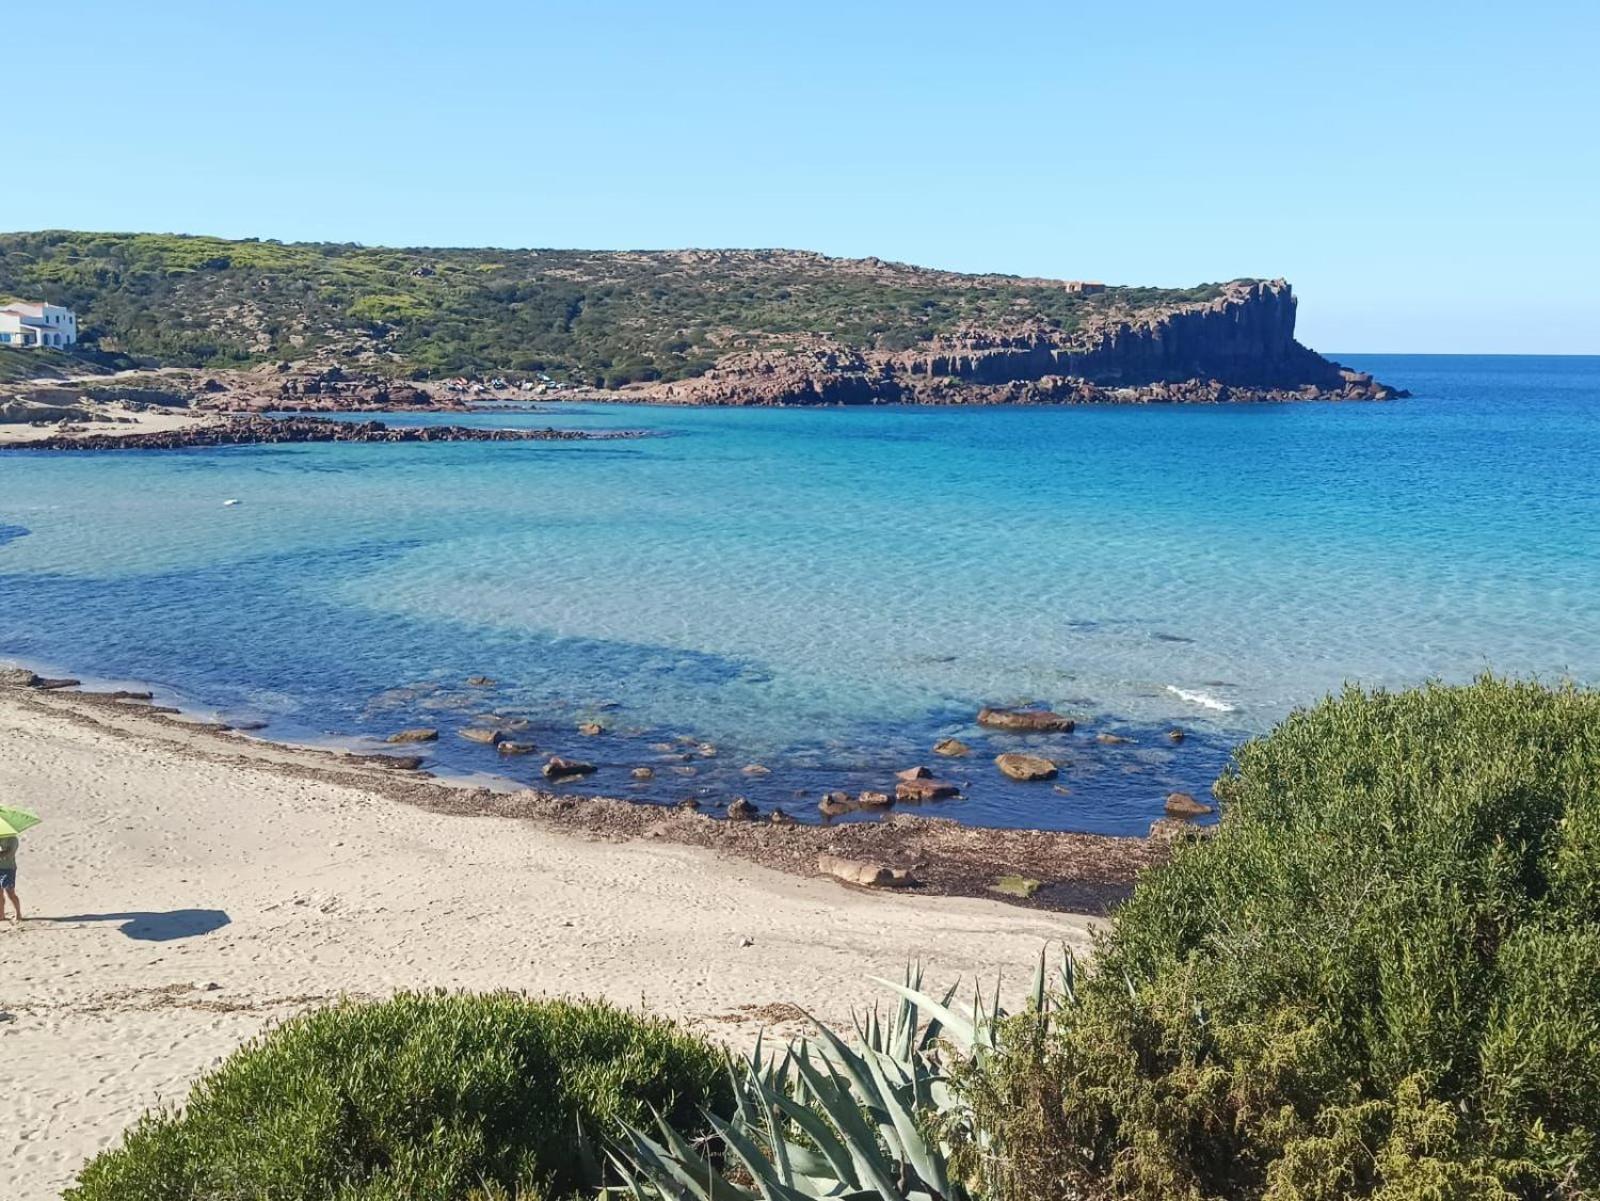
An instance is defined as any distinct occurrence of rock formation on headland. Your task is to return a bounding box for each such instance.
[648,281,1399,406]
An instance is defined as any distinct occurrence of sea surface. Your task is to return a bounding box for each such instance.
[3,354,1598,834]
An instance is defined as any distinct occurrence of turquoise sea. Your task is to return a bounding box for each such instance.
[3,354,1598,834]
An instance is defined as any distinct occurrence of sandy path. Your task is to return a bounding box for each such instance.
[0,693,1088,1199]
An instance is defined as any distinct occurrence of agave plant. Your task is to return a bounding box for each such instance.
[605,949,1080,1201]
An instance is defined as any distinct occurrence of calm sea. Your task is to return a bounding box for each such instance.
[3,354,1597,834]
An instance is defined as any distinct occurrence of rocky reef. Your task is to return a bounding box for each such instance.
[647,280,1403,406]
[3,416,630,452]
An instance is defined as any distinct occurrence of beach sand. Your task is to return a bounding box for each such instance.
[0,402,212,446]
[1,687,1091,1200]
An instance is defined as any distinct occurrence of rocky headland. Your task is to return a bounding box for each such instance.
[646,280,1402,406]
[1,233,1402,412]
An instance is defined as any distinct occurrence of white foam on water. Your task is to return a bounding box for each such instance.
[1166,685,1238,713]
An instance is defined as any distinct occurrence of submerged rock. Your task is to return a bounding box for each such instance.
[386,727,439,744]
[995,753,1058,781]
[497,741,537,756]
[1167,728,1186,744]
[631,766,655,781]
[542,756,596,780]
[933,738,971,757]
[578,721,605,736]
[459,727,505,746]
[977,706,1075,732]
[1096,732,1133,745]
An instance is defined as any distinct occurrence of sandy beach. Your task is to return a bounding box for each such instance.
[1,686,1091,1201]
[0,402,211,446]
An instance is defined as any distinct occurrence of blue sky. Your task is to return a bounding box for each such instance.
[6,1,1596,352]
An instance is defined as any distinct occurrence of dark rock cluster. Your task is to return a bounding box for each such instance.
[5,416,627,452]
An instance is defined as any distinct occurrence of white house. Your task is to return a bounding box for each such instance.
[0,301,77,348]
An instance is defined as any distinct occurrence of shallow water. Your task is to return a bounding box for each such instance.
[3,354,1598,834]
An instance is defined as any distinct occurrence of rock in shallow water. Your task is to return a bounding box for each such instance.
[386,727,439,744]
[818,791,856,818]
[542,756,596,780]
[933,738,971,757]
[896,777,961,802]
[1164,791,1214,816]
[977,706,1075,732]
[995,753,1058,781]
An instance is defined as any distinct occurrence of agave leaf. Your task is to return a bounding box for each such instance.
[706,1111,815,1201]
[616,1123,721,1201]
[862,1041,952,1199]
[789,1047,904,1198]
[575,1113,604,1190]
[870,978,976,1054]
[645,1110,756,1201]
[767,1085,862,1188]
[1030,946,1046,1012]
[804,1020,904,1158]
[915,981,961,1055]
[605,1149,656,1201]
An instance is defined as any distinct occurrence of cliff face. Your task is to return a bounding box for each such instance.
[651,280,1398,405]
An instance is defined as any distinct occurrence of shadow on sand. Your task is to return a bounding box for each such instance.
[42,908,231,941]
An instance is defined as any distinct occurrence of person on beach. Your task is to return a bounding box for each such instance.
[0,834,20,923]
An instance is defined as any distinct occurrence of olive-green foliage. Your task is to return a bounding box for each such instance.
[66,991,732,1201]
[959,677,1600,1201]
[0,230,1227,380]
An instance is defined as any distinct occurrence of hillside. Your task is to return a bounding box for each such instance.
[0,231,1395,403]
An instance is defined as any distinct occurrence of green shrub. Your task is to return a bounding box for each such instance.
[960,677,1600,1201]
[68,991,732,1201]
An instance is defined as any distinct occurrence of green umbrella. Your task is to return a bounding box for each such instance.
[0,805,41,838]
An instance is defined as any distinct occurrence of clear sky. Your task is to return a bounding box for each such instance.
[6,1,1597,353]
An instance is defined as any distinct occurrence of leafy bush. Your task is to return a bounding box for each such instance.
[958,677,1600,1201]
[67,991,732,1201]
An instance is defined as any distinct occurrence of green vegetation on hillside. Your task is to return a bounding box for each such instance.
[959,676,1600,1200]
[0,231,1227,386]
[67,992,731,1201]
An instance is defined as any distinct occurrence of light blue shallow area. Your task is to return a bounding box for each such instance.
[3,354,1597,833]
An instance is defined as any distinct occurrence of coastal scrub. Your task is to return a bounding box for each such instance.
[956,676,1600,1200]
[67,991,731,1201]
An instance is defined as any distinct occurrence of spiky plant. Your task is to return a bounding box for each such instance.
[607,952,1080,1201]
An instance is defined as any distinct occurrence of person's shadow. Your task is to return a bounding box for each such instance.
[41,909,231,942]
